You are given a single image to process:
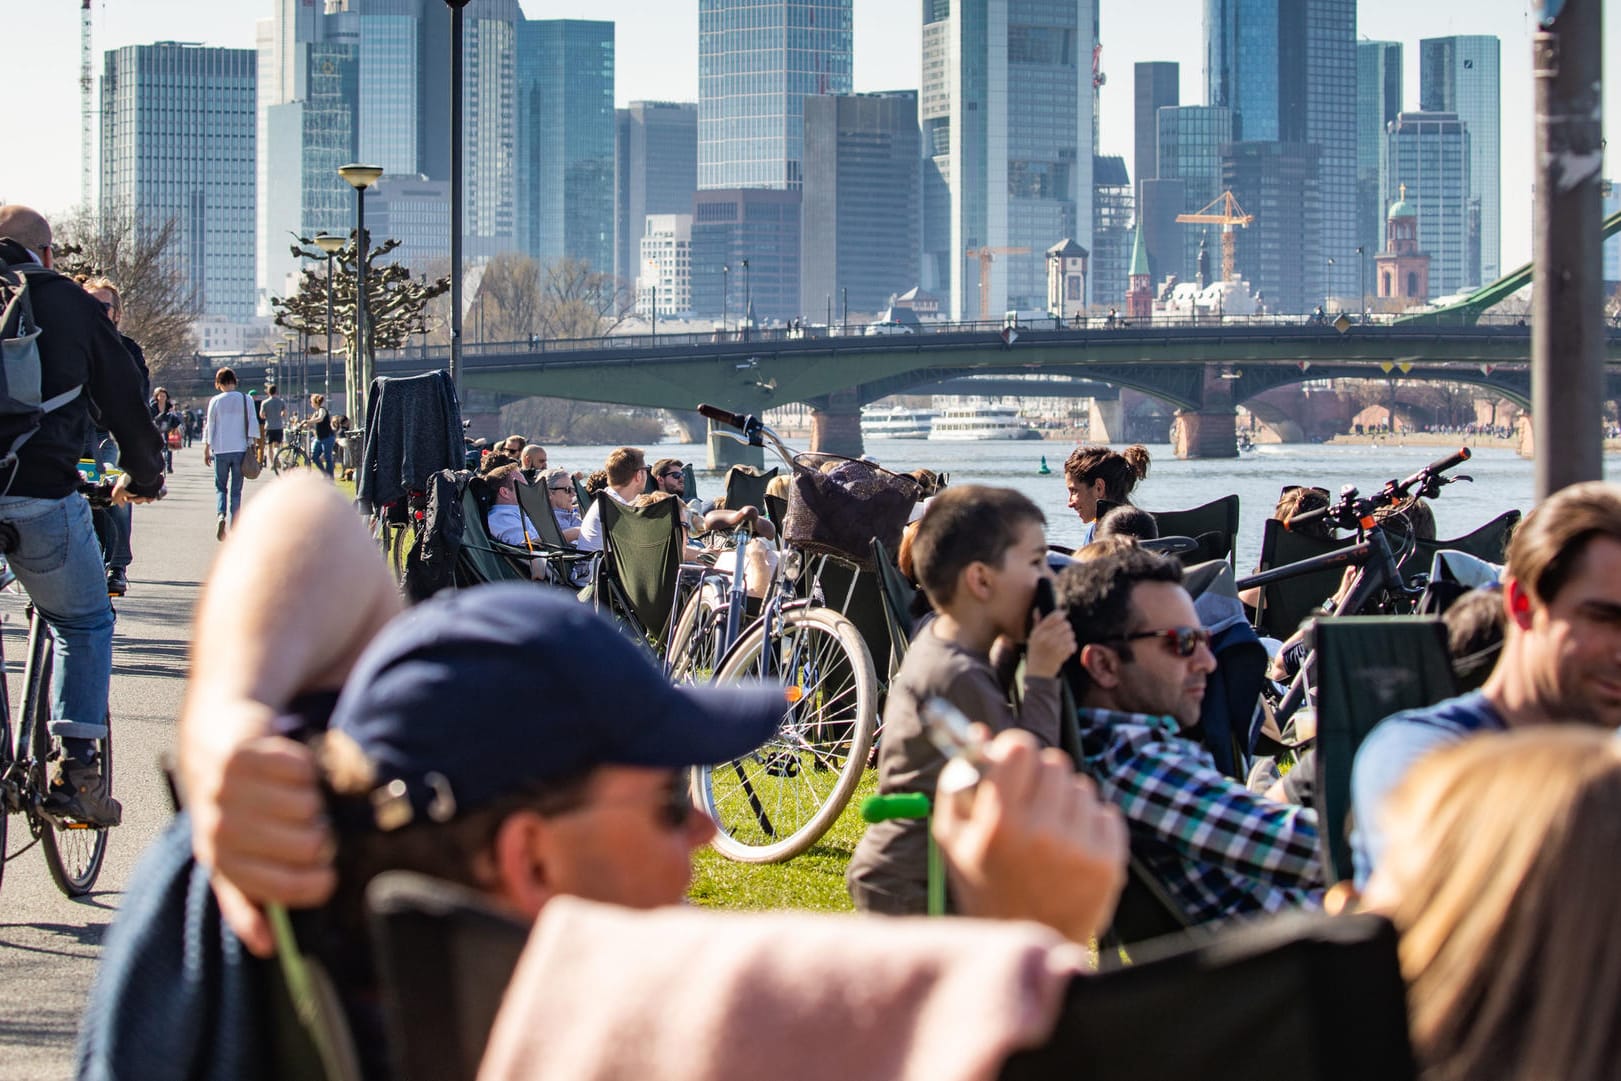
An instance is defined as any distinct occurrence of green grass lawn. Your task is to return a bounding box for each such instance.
[687,769,876,912]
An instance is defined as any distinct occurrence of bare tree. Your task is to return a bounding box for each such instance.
[51,207,199,377]
[535,257,630,341]
[475,253,544,342]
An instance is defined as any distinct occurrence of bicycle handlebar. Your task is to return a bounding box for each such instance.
[1283,446,1471,532]
[697,403,749,430]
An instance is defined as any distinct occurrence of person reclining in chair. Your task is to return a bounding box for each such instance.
[484,462,544,548]
[1056,547,1323,927]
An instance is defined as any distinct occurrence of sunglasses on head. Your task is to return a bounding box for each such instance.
[1106,625,1211,658]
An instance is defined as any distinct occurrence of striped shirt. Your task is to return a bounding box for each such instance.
[1077,707,1323,926]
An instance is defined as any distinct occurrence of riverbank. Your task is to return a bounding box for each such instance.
[1324,431,1520,450]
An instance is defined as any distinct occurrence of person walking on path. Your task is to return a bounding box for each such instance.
[307,393,336,477]
[203,367,259,539]
[259,384,287,473]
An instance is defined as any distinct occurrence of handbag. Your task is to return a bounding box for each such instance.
[239,391,262,480]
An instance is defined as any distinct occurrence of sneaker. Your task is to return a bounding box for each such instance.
[216,514,227,541]
[44,751,123,828]
[106,567,128,597]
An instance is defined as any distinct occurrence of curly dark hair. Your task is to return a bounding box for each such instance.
[1054,548,1183,697]
[1064,444,1151,506]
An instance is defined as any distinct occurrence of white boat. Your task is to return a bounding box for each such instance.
[929,403,1042,441]
[861,405,935,440]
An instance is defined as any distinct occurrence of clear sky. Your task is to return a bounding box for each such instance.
[1,0,1614,272]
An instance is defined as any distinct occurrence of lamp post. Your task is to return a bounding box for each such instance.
[1354,246,1366,320]
[314,232,344,402]
[338,163,383,419]
[721,263,730,336]
[742,258,751,340]
[446,0,472,405]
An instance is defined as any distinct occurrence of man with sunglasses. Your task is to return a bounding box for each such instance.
[1056,548,1322,926]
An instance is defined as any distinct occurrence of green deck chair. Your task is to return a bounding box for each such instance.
[1148,495,1240,568]
[1398,508,1520,581]
[1250,518,1359,640]
[514,478,595,586]
[454,487,533,587]
[1308,616,1456,883]
[764,492,788,536]
[594,493,686,650]
[572,476,592,513]
[722,464,778,512]
[869,538,919,677]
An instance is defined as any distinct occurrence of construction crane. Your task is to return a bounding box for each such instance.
[80,0,93,209]
[963,246,1030,322]
[1175,191,1253,283]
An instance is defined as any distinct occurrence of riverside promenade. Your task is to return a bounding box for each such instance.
[0,448,268,1079]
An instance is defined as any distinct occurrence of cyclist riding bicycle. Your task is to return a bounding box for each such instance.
[0,206,165,827]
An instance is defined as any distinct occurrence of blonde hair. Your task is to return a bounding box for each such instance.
[1377,728,1621,1081]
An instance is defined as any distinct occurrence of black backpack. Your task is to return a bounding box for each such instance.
[0,263,82,491]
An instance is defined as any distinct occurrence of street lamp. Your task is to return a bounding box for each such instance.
[338,162,383,418]
[742,258,751,340]
[722,263,730,336]
[446,0,472,405]
[313,232,344,401]
[1354,246,1367,320]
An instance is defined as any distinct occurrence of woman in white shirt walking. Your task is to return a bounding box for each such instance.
[203,367,260,539]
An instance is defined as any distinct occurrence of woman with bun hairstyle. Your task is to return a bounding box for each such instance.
[1062,444,1151,545]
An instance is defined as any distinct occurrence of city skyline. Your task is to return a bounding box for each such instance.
[2,1,1616,278]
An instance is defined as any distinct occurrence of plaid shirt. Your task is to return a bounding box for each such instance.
[1078,708,1324,926]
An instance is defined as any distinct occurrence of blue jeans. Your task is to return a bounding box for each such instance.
[0,494,113,741]
[214,452,245,520]
[311,435,337,477]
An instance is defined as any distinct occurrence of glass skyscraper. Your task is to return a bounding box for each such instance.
[1357,41,1402,304]
[324,0,424,178]
[517,20,615,273]
[1420,36,1500,283]
[1386,111,1472,298]
[101,43,258,319]
[1156,105,1235,284]
[614,102,699,289]
[921,0,1098,319]
[697,0,853,191]
[1091,156,1133,309]
[1205,0,1356,303]
[1133,62,1179,208]
[1222,141,1321,312]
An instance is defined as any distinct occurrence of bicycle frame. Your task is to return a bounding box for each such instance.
[0,603,60,819]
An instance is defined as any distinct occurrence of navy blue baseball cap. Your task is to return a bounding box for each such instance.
[328,584,784,831]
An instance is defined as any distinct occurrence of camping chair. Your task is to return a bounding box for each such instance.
[764,492,789,535]
[722,465,778,513]
[1185,560,1270,780]
[1001,912,1415,1081]
[514,478,595,587]
[1148,494,1240,568]
[1250,518,1359,640]
[453,486,535,587]
[1308,616,1456,883]
[366,872,530,1081]
[592,493,689,650]
[870,538,919,678]
[573,476,592,513]
[1398,508,1520,584]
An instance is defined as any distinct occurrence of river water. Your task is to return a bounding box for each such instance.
[549,439,1616,572]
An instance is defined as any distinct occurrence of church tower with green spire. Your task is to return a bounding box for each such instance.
[1126,225,1154,319]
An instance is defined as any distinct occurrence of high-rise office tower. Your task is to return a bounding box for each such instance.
[697,0,852,191]
[1156,105,1235,284]
[517,20,615,274]
[1222,141,1321,313]
[1091,156,1133,309]
[1357,41,1402,306]
[921,0,1098,320]
[690,189,802,323]
[455,0,521,261]
[637,214,694,316]
[615,102,698,289]
[368,174,451,271]
[801,91,921,319]
[1138,176,1187,288]
[1205,0,1356,302]
[1133,62,1179,208]
[324,0,425,177]
[1385,111,1472,298]
[1420,35,1499,283]
[101,43,258,319]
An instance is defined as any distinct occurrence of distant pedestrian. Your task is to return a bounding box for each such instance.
[204,367,259,539]
[260,384,287,472]
[307,394,336,477]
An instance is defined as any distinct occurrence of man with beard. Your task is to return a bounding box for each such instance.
[1056,548,1322,925]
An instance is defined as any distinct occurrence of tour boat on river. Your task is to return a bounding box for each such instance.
[861,405,936,440]
[929,403,1042,441]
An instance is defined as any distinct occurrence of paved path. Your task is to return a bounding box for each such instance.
[0,448,250,1080]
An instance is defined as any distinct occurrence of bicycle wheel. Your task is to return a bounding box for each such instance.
[665,581,727,684]
[273,445,308,473]
[695,606,877,863]
[30,649,111,897]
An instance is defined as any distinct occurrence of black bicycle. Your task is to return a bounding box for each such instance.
[1237,447,1473,731]
[0,484,121,898]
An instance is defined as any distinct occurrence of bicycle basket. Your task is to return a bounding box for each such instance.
[782,453,921,569]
